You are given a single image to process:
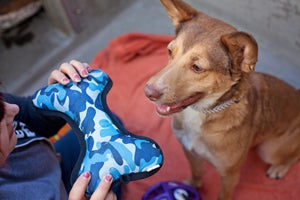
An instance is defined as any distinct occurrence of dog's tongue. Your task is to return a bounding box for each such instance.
[156,104,183,116]
[155,93,204,116]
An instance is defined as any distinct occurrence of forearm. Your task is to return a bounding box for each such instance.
[4,93,66,138]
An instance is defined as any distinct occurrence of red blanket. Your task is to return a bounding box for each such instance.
[90,33,300,200]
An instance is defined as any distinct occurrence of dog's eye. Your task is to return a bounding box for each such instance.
[168,48,172,56]
[192,64,203,73]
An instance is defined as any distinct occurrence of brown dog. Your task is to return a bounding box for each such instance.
[144,0,300,199]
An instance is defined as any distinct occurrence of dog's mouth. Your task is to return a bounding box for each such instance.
[155,93,204,116]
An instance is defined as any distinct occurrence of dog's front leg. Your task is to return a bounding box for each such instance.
[172,114,204,188]
[217,166,241,200]
[182,147,204,188]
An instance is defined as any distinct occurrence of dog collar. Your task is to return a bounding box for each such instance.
[201,99,239,114]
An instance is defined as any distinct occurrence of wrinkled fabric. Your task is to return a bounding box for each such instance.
[0,141,67,200]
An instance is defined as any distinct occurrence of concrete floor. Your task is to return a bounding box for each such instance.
[1,0,299,96]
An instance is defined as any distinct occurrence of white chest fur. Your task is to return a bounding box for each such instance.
[172,107,216,162]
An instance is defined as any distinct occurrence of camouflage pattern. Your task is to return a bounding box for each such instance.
[32,69,163,195]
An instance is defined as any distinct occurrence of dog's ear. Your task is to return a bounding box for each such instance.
[221,32,258,74]
[160,0,198,27]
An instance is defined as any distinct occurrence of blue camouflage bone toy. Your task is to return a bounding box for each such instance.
[32,69,163,196]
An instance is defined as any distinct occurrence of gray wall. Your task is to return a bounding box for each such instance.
[185,0,300,68]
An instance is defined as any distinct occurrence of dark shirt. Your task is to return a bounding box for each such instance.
[0,93,68,200]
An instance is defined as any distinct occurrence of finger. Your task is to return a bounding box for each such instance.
[69,60,90,78]
[105,192,117,200]
[90,174,113,200]
[68,172,90,200]
[59,62,82,82]
[48,69,69,85]
[82,62,92,72]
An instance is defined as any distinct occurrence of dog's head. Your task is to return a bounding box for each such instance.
[144,0,258,116]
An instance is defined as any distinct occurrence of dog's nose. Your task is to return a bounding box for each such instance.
[144,84,163,101]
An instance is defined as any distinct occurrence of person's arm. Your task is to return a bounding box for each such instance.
[4,93,66,138]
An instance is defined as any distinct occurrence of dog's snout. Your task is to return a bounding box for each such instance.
[144,84,163,101]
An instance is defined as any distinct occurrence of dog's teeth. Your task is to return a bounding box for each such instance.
[166,106,171,112]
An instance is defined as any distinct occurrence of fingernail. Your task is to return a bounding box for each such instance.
[85,64,91,71]
[61,77,69,83]
[82,172,90,179]
[104,174,113,183]
[73,74,80,81]
[81,69,88,76]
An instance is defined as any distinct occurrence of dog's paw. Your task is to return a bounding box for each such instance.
[266,164,290,179]
[183,178,202,188]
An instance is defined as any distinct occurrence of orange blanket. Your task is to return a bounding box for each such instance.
[90,33,300,200]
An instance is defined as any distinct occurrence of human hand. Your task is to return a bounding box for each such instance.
[69,172,117,200]
[48,60,92,85]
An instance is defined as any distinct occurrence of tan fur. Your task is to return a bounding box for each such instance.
[144,0,300,199]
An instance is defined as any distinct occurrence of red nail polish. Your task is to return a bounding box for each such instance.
[104,174,113,182]
[73,74,80,82]
[62,77,69,83]
[82,172,90,179]
[82,69,88,76]
[85,65,91,70]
